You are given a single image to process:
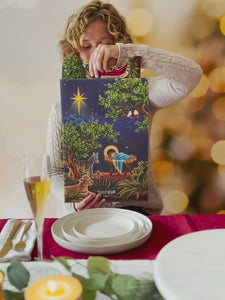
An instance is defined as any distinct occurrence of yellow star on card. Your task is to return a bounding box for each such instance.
[70,87,87,114]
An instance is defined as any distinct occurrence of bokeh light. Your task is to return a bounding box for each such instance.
[212,96,225,120]
[163,190,189,214]
[217,210,225,214]
[153,160,175,183]
[211,140,225,165]
[208,67,225,93]
[153,149,174,163]
[126,8,153,36]
[220,15,225,35]
[169,137,193,161]
[189,74,209,98]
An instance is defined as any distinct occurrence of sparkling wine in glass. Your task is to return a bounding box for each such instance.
[23,154,51,259]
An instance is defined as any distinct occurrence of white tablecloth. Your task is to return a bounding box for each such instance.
[0,259,155,300]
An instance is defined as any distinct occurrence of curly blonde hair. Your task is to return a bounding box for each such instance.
[59,0,133,58]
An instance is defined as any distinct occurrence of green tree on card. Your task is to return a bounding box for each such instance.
[99,78,149,132]
[62,120,119,180]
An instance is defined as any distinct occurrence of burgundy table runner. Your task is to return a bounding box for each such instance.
[1,214,225,261]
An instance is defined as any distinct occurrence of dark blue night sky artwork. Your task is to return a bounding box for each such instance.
[61,77,149,202]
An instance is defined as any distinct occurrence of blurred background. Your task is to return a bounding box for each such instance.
[0,0,224,217]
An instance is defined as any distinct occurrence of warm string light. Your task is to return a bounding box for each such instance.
[163,190,189,214]
[208,67,225,93]
[153,160,175,184]
[169,137,193,161]
[219,15,225,35]
[211,141,225,165]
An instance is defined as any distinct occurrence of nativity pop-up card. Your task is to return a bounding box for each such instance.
[60,57,149,207]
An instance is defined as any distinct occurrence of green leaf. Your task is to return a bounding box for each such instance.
[51,256,71,272]
[99,273,115,296]
[72,272,109,291]
[90,273,109,290]
[87,257,111,276]
[72,273,94,290]
[4,289,24,300]
[137,280,164,300]
[7,260,30,291]
[82,288,96,300]
[112,274,139,299]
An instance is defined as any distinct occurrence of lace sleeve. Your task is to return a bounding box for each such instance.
[116,43,202,108]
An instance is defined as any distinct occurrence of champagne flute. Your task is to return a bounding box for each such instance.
[23,154,51,259]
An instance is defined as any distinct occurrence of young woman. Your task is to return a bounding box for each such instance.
[47,0,202,217]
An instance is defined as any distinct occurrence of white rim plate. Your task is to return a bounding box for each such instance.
[62,208,146,243]
[72,211,136,240]
[51,208,152,254]
[62,216,146,245]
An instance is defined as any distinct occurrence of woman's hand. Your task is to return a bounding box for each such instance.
[74,192,106,211]
[89,44,119,78]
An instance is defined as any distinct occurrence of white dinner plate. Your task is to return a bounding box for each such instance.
[62,216,147,245]
[62,218,143,245]
[72,211,135,239]
[62,207,146,243]
[51,208,152,254]
[154,229,225,300]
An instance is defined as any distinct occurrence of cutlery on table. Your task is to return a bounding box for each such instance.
[14,222,32,252]
[0,220,22,258]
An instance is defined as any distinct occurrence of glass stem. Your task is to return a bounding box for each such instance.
[35,221,44,259]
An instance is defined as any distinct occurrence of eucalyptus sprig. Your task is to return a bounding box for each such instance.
[53,256,163,300]
[0,260,29,300]
[0,257,163,300]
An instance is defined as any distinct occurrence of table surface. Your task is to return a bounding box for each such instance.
[1,214,225,260]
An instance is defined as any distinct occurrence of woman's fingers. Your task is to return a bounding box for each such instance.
[95,198,107,208]
[89,44,119,78]
[75,192,96,210]
[74,192,106,211]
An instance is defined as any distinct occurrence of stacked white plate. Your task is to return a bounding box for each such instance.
[51,208,152,254]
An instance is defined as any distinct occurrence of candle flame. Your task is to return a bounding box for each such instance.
[46,280,64,296]
[47,280,58,293]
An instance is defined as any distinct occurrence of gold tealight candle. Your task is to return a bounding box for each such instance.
[0,272,4,300]
[24,275,82,300]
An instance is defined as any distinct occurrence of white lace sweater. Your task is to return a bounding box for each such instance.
[47,43,202,217]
